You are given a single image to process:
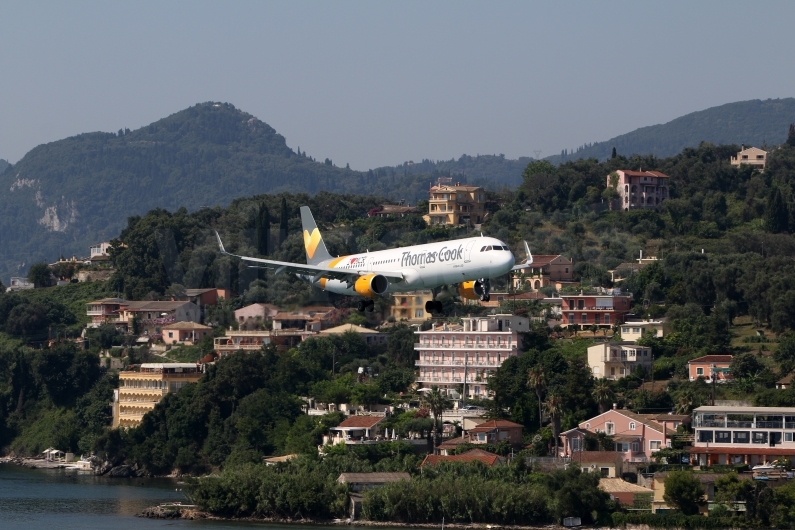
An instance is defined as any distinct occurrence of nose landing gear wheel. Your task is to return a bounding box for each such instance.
[358,300,376,312]
[425,300,444,315]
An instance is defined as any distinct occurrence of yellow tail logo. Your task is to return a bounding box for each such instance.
[303,228,322,259]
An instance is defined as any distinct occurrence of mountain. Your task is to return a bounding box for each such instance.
[0,102,526,282]
[546,98,795,165]
[0,159,8,175]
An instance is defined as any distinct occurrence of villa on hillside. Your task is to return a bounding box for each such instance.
[730,146,767,171]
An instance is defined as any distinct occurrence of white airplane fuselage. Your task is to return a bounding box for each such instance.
[306,236,515,295]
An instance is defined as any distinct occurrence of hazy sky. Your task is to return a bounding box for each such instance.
[2,1,794,170]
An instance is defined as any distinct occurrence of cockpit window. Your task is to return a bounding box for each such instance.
[486,246,493,251]
[480,246,487,252]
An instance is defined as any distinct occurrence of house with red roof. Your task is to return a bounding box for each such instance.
[434,419,523,455]
[560,406,677,463]
[688,355,733,382]
[512,254,574,291]
[610,169,670,210]
[322,415,386,446]
[421,449,504,467]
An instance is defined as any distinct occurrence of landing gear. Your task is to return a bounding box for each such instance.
[424,300,444,315]
[477,278,491,302]
[357,300,375,312]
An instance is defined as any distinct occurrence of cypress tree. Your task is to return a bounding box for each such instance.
[764,188,789,234]
[787,123,795,147]
[611,146,617,159]
[279,197,289,246]
[255,203,270,256]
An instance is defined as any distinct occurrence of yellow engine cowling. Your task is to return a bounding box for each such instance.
[354,274,389,298]
[458,280,488,300]
[458,280,480,300]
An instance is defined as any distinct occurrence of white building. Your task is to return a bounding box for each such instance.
[415,315,528,399]
[619,319,665,343]
[691,406,795,466]
[587,341,653,380]
[6,277,34,292]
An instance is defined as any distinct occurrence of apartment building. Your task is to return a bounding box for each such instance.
[512,254,574,291]
[415,315,528,398]
[688,355,733,383]
[213,328,315,355]
[691,405,795,466]
[560,291,632,328]
[611,169,670,210]
[730,146,767,171]
[587,341,653,380]
[389,291,434,322]
[423,181,486,226]
[162,321,212,345]
[112,363,203,428]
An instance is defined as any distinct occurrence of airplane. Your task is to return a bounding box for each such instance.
[215,206,518,314]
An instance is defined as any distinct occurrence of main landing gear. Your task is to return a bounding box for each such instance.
[357,300,375,312]
[424,300,444,315]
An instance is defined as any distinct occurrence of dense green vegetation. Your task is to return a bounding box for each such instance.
[0,102,517,282]
[545,97,795,164]
[187,454,612,525]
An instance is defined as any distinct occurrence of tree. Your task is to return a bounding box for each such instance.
[279,197,289,247]
[663,471,705,515]
[544,393,564,456]
[763,188,789,234]
[591,379,614,413]
[774,334,795,375]
[731,352,762,380]
[255,203,270,256]
[611,146,617,159]
[527,366,546,430]
[788,123,795,148]
[421,386,450,447]
[27,262,51,288]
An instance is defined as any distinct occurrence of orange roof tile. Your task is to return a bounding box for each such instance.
[688,355,733,364]
[336,415,385,429]
[421,449,502,467]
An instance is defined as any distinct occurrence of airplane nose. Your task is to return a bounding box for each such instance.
[505,251,515,269]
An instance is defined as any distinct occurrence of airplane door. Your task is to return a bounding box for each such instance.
[463,241,476,263]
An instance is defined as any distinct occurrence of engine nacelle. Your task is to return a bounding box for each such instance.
[458,279,490,301]
[354,274,389,298]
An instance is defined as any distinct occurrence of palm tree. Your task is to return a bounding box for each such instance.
[422,386,450,447]
[544,393,564,457]
[527,366,546,430]
[592,379,615,413]
[675,390,695,415]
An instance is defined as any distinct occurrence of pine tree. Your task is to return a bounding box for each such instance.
[255,203,270,256]
[787,123,795,147]
[611,146,617,159]
[279,197,289,247]
[764,188,789,234]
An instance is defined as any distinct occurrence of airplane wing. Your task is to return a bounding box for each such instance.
[215,232,403,283]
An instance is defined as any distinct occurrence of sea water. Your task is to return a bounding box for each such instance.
[0,464,330,529]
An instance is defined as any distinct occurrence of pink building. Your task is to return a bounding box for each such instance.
[560,292,632,329]
[688,355,733,382]
[234,303,280,324]
[610,169,670,210]
[415,315,528,398]
[560,407,677,462]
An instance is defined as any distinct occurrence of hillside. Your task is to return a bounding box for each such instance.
[546,98,795,164]
[0,103,476,281]
[372,154,533,189]
[0,160,8,175]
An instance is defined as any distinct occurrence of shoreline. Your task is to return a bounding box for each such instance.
[138,505,572,529]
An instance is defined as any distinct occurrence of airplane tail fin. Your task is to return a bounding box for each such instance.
[300,206,334,265]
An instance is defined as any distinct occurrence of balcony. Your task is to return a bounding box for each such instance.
[416,343,516,351]
[416,359,507,368]
[416,375,490,384]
